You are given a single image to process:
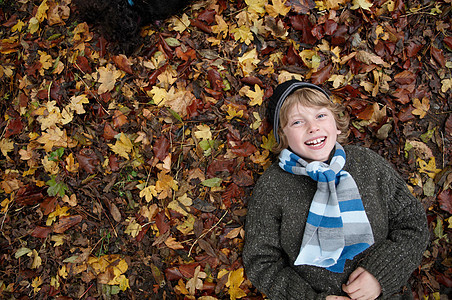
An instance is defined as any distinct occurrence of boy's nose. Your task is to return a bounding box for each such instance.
[307,122,320,133]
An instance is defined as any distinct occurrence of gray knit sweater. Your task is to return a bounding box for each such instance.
[243,145,429,300]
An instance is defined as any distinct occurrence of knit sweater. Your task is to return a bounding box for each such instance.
[243,145,429,300]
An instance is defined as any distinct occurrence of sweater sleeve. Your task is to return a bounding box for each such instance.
[357,152,429,298]
[243,174,328,300]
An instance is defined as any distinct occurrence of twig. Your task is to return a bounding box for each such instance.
[188,210,227,257]
[79,282,94,299]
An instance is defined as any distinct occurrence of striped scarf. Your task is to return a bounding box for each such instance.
[279,143,374,273]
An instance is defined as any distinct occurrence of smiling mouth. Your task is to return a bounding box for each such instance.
[305,137,326,146]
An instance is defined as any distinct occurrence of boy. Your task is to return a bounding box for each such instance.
[243,80,429,299]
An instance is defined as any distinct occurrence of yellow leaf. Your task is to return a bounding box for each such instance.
[417,157,441,179]
[58,265,68,279]
[246,84,264,106]
[39,51,53,74]
[29,249,42,269]
[12,20,25,32]
[35,0,49,22]
[46,204,70,226]
[228,285,247,300]
[51,234,66,247]
[0,138,14,157]
[65,153,79,173]
[28,17,39,34]
[168,194,192,216]
[194,124,212,140]
[441,78,452,93]
[246,0,267,15]
[170,13,190,33]
[165,236,185,250]
[148,86,168,106]
[250,111,262,130]
[139,185,158,202]
[350,0,373,11]
[261,131,276,151]
[231,25,254,45]
[97,64,123,94]
[265,0,291,18]
[155,171,179,199]
[177,214,195,235]
[124,217,142,238]
[117,274,130,291]
[109,133,133,159]
[31,276,43,294]
[212,15,229,39]
[412,97,430,119]
[227,268,246,300]
[226,105,244,121]
[68,94,89,114]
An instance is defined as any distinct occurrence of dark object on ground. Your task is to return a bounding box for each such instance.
[73,0,190,53]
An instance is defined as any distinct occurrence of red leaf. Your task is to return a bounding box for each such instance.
[311,64,332,85]
[15,185,46,206]
[284,43,303,66]
[76,148,99,174]
[186,98,204,118]
[165,267,184,281]
[430,46,446,68]
[289,15,316,45]
[287,0,316,14]
[241,76,264,88]
[311,24,324,40]
[232,169,254,187]
[75,55,92,74]
[197,9,216,24]
[109,154,119,172]
[178,263,199,278]
[443,36,452,49]
[406,42,423,58]
[31,226,52,238]
[175,46,196,61]
[397,105,416,122]
[4,117,23,138]
[158,34,173,59]
[394,70,416,85]
[112,55,133,74]
[206,158,235,177]
[40,197,57,215]
[155,210,170,234]
[153,136,170,160]
[53,215,83,233]
[331,25,348,46]
[231,142,257,157]
[207,69,225,91]
[103,123,118,140]
[438,189,452,214]
[324,19,338,36]
[190,19,212,33]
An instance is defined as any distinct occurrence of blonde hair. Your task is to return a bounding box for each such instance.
[273,88,349,153]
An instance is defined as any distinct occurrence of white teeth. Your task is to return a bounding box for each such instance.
[306,138,325,145]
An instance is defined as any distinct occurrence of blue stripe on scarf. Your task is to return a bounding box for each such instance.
[339,199,365,212]
[307,213,343,228]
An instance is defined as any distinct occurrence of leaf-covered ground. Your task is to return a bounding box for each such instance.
[0,0,451,299]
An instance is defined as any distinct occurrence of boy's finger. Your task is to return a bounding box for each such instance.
[346,266,365,285]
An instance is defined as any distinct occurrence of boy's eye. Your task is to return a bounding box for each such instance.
[317,113,327,118]
[292,120,303,126]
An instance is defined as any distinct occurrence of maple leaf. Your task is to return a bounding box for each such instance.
[51,234,66,247]
[155,171,179,199]
[125,217,142,238]
[194,124,212,140]
[212,15,229,39]
[96,64,123,94]
[231,25,254,45]
[226,105,244,121]
[246,0,267,15]
[265,0,291,18]
[29,249,42,269]
[46,204,70,226]
[441,78,452,93]
[261,131,276,151]
[417,157,441,179]
[31,276,43,294]
[250,111,262,129]
[226,268,247,300]
[139,185,158,202]
[246,84,264,106]
[176,214,195,235]
[148,86,168,106]
[68,94,89,114]
[170,13,190,33]
[65,153,79,173]
[186,265,206,295]
[167,193,192,216]
[109,133,133,159]
[165,236,185,250]
[350,0,373,11]
[0,138,14,157]
[412,97,430,119]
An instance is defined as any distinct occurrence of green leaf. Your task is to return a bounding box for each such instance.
[15,247,32,258]
[168,108,183,123]
[46,176,68,197]
[201,178,222,187]
[420,128,435,143]
[49,147,64,161]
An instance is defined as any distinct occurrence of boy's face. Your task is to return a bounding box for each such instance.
[282,103,341,162]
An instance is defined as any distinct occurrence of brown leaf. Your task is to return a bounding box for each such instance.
[289,15,316,45]
[445,114,452,137]
[232,169,254,187]
[443,36,452,49]
[438,189,452,214]
[197,9,216,24]
[112,110,128,128]
[207,69,224,91]
[40,197,57,215]
[394,70,416,85]
[287,0,316,14]
[75,55,92,74]
[406,42,423,58]
[76,148,99,174]
[231,142,257,157]
[190,19,212,33]
[53,215,83,233]
[4,116,23,138]
[103,123,119,140]
[241,76,264,88]
[283,44,302,65]
[430,46,446,68]
[15,184,46,206]
[155,210,170,234]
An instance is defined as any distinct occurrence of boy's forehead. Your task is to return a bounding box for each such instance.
[286,103,330,116]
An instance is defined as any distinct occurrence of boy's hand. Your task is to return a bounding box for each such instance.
[326,296,351,300]
[342,267,381,300]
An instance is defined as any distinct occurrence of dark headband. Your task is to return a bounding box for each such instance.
[267,80,330,144]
